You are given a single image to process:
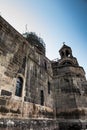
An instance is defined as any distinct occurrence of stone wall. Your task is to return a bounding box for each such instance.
[52,44,87,120]
[1,15,87,129]
[0,118,59,130]
[0,16,54,119]
[0,96,54,119]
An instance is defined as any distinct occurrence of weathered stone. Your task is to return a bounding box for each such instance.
[0,15,87,130]
[1,90,12,96]
[0,99,6,105]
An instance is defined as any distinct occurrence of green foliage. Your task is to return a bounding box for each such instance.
[26,32,45,46]
[24,32,46,54]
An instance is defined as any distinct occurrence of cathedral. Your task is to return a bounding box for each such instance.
[0,16,87,130]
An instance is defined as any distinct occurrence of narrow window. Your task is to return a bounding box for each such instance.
[22,56,26,69]
[44,61,47,70]
[40,90,44,105]
[35,65,37,77]
[48,81,51,94]
[15,77,23,97]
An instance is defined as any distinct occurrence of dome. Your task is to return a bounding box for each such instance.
[23,32,46,55]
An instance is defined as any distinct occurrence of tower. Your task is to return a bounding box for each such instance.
[59,43,79,66]
[52,44,87,129]
[59,43,73,59]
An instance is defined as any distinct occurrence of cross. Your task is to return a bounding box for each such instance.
[63,42,65,45]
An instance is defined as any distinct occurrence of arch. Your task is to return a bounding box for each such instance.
[66,50,71,57]
[61,51,64,58]
[15,77,23,97]
[60,60,74,66]
[62,61,72,65]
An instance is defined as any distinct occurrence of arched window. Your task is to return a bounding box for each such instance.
[15,77,23,97]
[66,50,70,57]
[61,51,64,57]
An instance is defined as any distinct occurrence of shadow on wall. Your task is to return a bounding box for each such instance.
[59,122,82,130]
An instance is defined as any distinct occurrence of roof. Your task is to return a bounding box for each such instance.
[59,43,71,52]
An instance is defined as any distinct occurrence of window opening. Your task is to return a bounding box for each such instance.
[40,90,44,105]
[15,77,23,97]
[48,81,51,94]
[44,61,47,70]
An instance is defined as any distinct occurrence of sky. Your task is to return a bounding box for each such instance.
[0,0,87,77]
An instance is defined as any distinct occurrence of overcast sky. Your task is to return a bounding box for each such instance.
[0,0,87,77]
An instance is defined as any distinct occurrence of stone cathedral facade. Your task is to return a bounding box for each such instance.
[0,16,87,129]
